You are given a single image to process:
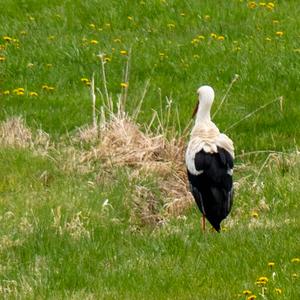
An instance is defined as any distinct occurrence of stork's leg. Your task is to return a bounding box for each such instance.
[202,214,206,232]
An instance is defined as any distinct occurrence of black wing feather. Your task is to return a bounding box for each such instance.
[187,148,234,232]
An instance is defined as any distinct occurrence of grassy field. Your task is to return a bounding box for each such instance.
[0,0,299,299]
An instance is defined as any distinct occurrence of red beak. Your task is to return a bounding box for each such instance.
[192,101,199,118]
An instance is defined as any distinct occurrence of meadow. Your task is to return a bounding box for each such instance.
[0,0,299,299]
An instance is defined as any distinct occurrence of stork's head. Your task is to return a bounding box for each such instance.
[193,85,215,118]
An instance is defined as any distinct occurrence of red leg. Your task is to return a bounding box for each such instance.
[202,214,206,232]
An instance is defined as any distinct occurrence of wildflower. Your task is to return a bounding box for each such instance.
[167,23,176,29]
[3,90,10,95]
[268,262,275,268]
[104,56,111,62]
[3,36,12,42]
[0,56,5,62]
[42,85,55,91]
[20,30,27,35]
[80,78,91,86]
[265,37,272,42]
[248,2,257,9]
[28,16,35,21]
[13,88,25,95]
[273,20,279,24]
[256,276,268,285]
[210,33,217,39]
[292,273,298,278]
[275,31,284,37]
[89,23,96,29]
[291,258,300,263]
[251,211,259,218]
[128,16,133,21]
[46,64,53,68]
[180,12,186,17]
[259,2,266,6]
[204,15,210,20]
[217,35,225,41]
[266,2,275,10]
[193,54,200,59]
[275,288,282,295]
[120,82,128,88]
[48,35,55,40]
[243,290,252,295]
[120,50,127,55]
[29,92,38,97]
[90,39,99,44]
[191,38,199,45]
[27,63,34,68]
[113,38,121,43]
[247,296,257,300]
[197,35,205,40]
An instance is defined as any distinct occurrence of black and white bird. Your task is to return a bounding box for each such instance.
[185,85,234,232]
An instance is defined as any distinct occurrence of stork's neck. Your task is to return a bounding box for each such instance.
[195,101,212,124]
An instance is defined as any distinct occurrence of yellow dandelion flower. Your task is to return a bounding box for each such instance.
[291,258,300,263]
[120,50,127,55]
[259,2,266,6]
[180,12,186,17]
[3,36,12,42]
[197,35,205,40]
[251,211,259,218]
[128,16,133,21]
[104,56,112,62]
[243,290,252,295]
[113,38,121,43]
[193,54,200,59]
[191,38,199,45]
[276,31,284,37]
[90,39,99,44]
[275,288,282,295]
[13,88,25,94]
[89,23,96,29]
[256,276,268,285]
[159,52,165,57]
[273,20,279,24]
[265,37,272,42]
[105,23,111,27]
[0,56,5,61]
[167,23,176,29]
[27,63,34,68]
[247,296,257,300]
[20,30,27,35]
[81,78,89,83]
[120,82,129,88]
[48,35,55,40]
[47,86,55,91]
[267,2,275,10]
[42,85,49,90]
[217,35,225,41]
[42,85,55,91]
[248,2,257,9]
[28,16,35,21]
[16,90,24,96]
[3,90,10,95]
[82,37,88,42]
[292,273,298,278]
[210,33,217,39]
[268,262,275,268]
[46,63,53,68]
[204,15,210,20]
[29,92,38,97]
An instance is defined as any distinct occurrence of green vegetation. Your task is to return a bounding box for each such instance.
[0,1,299,299]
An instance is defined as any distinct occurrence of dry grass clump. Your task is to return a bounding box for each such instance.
[0,117,32,148]
[0,117,51,154]
[76,113,193,222]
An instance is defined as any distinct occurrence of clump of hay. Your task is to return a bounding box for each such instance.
[76,114,193,223]
[0,117,51,154]
[0,117,32,148]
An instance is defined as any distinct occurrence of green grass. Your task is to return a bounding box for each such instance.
[0,1,299,299]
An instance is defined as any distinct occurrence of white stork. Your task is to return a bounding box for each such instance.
[185,85,234,232]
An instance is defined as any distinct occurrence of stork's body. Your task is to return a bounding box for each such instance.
[185,86,234,232]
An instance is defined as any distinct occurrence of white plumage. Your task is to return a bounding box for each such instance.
[185,85,235,232]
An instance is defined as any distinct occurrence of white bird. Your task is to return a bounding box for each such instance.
[185,85,234,232]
